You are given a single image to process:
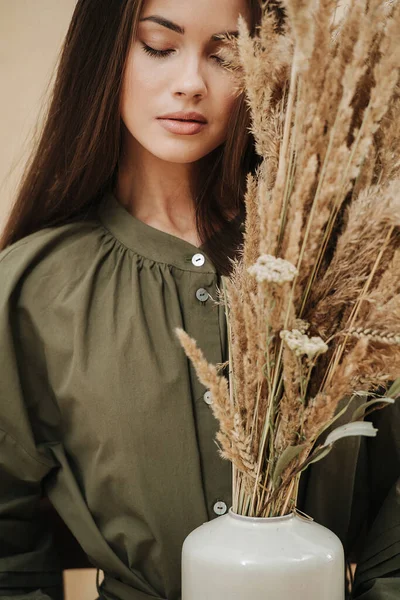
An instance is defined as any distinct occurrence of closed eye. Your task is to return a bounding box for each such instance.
[140,42,225,65]
[141,42,174,58]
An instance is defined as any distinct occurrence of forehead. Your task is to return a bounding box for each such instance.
[140,0,250,32]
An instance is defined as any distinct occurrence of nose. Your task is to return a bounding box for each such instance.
[173,53,207,99]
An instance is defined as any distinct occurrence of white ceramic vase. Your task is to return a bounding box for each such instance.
[182,508,345,600]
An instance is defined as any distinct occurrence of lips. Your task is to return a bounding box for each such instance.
[157,118,207,135]
[157,111,207,124]
[170,118,200,123]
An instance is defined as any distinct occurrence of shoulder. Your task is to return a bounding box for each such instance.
[0,217,105,310]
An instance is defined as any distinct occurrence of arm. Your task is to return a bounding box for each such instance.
[352,478,400,599]
[0,430,63,599]
[352,398,400,599]
[0,251,63,599]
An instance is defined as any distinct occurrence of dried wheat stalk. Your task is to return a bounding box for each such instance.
[176,0,400,517]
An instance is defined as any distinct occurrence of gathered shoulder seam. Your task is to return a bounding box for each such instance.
[98,222,217,274]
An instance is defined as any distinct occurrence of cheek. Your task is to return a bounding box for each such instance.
[214,82,240,126]
[121,50,160,114]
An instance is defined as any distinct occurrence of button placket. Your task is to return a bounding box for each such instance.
[186,266,230,520]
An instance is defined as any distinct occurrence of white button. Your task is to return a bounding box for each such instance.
[192,253,205,267]
[203,390,213,405]
[213,501,227,515]
[196,288,209,302]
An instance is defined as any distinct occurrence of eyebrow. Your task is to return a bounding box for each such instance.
[139,15,239,41]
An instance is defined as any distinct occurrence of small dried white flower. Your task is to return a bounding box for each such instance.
[247,254,298,284]
[280,329,329,359]
[293,319,310,334]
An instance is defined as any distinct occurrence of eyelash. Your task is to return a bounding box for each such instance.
[141,42,224,65]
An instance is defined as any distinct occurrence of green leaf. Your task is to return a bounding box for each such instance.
[310,394,357,441]
[272,443,308,488]
[386,377,400,399]
[297,421,378,477]
[351,397,395,422]
[298,445,333,474]
[323,421,378,446]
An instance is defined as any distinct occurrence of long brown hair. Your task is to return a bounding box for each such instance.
[0,0,284,274]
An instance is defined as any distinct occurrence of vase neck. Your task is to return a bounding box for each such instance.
[228,508,295,523]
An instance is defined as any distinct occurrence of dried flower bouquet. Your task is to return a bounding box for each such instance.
[176,0,400,517]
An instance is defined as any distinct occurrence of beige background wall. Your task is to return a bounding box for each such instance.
[0,1,78,229]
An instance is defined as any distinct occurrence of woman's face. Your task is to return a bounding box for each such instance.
[120,0,250,165]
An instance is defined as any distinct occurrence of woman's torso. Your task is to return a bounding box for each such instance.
[0,190,397,600]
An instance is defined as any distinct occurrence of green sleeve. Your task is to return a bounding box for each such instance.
[352,478,400,598]
[352,398,400,599]
[0,248,63,599]
[0,432,63,599]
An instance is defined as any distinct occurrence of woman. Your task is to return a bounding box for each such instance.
[0,1,398,599]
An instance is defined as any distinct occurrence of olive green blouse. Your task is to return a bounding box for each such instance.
[0,191,398,600]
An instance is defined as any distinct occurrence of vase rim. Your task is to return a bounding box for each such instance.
[228,507,295,522]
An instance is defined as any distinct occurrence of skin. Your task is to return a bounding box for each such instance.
[115,0,250,247]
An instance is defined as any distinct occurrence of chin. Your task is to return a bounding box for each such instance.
[148,136,226,163]
[146,145,216,164]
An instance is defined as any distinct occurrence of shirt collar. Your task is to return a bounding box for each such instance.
[96,191,243,273]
